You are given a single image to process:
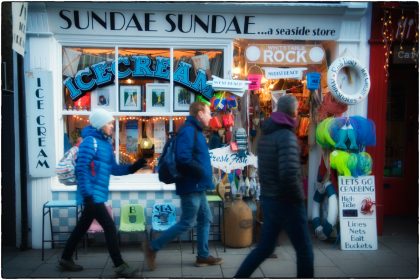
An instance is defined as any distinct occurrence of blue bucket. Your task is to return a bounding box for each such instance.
[306,72,321,90]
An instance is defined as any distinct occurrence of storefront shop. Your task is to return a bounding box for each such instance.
[368,2,418,234]
[25,2,371,248]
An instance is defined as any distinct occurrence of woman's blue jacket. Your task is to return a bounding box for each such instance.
[76,126,130,204]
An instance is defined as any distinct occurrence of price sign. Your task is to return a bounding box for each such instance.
[338,176,377,250]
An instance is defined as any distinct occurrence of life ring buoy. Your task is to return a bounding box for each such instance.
[312,181,338,240]
[327,56,370,105]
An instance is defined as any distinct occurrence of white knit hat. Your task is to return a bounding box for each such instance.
[89,108,114,129]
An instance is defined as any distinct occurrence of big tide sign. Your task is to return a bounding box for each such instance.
[338,176,377,250]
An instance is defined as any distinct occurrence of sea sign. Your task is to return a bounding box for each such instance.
[209,146,257,172]
[64,56,214,101]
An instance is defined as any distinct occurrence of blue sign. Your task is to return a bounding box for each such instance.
[64,55,214,101]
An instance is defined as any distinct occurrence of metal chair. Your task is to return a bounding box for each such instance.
[42,200,81,261]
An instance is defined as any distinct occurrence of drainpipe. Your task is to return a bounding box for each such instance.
[16,51,29,250]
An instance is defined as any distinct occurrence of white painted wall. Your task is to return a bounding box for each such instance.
[307,2,372,219]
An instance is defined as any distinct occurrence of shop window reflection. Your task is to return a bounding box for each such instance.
[61,46,224,177]
[62,47,115,111]
[117,116,186,174]
[174,49,224,81]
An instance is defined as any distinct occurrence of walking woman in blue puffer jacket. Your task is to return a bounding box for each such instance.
[58,108,146,277]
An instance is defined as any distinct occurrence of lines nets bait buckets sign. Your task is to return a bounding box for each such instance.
[338,176,377,250]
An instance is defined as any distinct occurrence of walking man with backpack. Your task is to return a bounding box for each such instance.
[143,102,223,270]
[58,108,147,277]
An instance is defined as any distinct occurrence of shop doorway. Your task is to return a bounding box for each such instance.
[383,63,419,215]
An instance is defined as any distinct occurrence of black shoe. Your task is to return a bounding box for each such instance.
[115,262,138,278]
[58,258,83,271]
[195,255,223,267]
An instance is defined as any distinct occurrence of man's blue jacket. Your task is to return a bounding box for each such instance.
[175,116,214,195]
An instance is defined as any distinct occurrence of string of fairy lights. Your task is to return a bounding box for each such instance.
[382,7,419,76]
[381,9,393,77]
[70,115,186,163]
[70,115,186,123]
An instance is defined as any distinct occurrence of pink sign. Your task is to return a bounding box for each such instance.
[248,74,262,90]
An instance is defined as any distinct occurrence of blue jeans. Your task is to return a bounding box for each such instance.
[235,197,314,278]
[150,191,212,258]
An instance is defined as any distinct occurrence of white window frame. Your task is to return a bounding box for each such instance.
[52,37,233,191]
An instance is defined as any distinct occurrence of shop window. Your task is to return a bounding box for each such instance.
[61,46,224,180]
[117,116,186,173]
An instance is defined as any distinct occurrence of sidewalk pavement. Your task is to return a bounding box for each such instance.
[2,216,418,278]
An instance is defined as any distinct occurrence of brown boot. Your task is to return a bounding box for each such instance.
[195,255,223,267]
[142,239,156,271]
[58,258,83,271]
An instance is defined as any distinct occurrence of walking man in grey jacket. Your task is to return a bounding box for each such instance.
[234,95,314,278]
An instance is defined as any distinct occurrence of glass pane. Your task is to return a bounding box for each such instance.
[63,115,118,153]
[117,116,186,173]
[118,48,170,113]
[174,48,224,81]
[62,47,116,111]
[384,84,406,177]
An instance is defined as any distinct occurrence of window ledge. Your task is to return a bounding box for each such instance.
[51,174,175,192]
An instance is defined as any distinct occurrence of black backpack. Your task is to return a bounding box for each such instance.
[157,124,197,184]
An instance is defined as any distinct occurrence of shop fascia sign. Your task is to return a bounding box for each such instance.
[206,75,250,97]
[245,44,325,65]
[392,45,418,64]
[25,69,56,177]
[46,7,340,40]
[64,56,214,101]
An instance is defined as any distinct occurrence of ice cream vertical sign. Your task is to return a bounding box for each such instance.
[338,176,377,250]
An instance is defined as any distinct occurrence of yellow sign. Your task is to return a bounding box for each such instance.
[245,44,325,65]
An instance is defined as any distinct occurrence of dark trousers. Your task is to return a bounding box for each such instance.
[234,198,314,278]
[61,202,124,267]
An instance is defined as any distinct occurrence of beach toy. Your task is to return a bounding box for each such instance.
[316,117,335,148]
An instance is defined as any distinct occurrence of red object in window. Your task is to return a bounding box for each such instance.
[209,116,222,130]
[222,113,234,128]
[75,92,91,108]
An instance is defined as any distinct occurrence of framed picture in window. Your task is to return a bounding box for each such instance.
[119,85,142,112]
[146,83,170,113]
[174,86,195,112]
[91,86,116,111]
